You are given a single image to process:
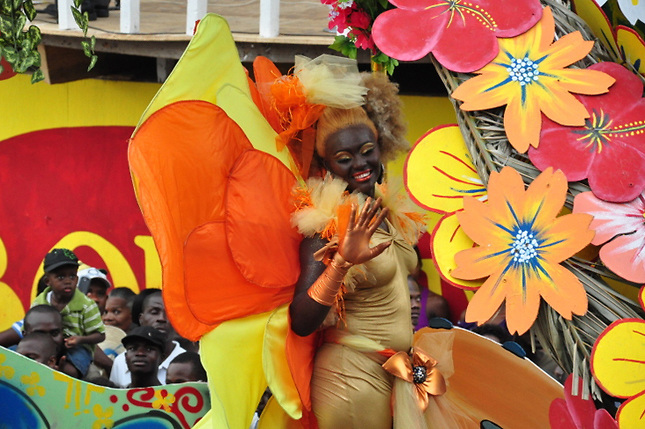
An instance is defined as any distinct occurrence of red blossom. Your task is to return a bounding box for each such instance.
[372,0,543,73]
[347,9,371,29]
[529,62,645,203]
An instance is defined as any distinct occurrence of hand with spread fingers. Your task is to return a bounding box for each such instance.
[338,197,391,266]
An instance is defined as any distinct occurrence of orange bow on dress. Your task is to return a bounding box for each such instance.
[382,348,447,411]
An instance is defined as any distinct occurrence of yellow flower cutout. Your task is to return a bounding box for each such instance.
[92,404,114,429]
[591,314,645,428]
[451,6,615,153]
[451,167,594,335]
[404,124,486,289]
[152,389,176,412]
[0,354,15,379]
[21,372,45,397]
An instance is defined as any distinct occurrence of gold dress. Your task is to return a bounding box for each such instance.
[311,220,418,429]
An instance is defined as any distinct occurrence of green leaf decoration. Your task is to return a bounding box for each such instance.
[23,0,36,22]
[28,48,40,67]
[28,25,41,46]
[2,45,17,63]
[0,0,12,15]
[90,35,96,50]
[12,0,21,12]
[81,40,91,57]
[87,53,97,71]
[0,14,13,37]
[20,37,33,52]
[71,7,85,29]
[30,67,44,83]
[14,14,26,39]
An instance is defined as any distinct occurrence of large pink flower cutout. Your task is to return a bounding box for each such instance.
[529,62,645,203]
[549,375,618,429]
[372,0,543,73]
[573,190,645,284]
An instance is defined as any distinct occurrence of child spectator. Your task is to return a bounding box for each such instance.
[32,248,106,378]
[21,305,81,377]
[122,326,165,388]
[102,287,137,334]
[166,352,207,384]
[109,289,185,387]
[77,267,111,314]
[16,332,59,369]
[23,305,64,349]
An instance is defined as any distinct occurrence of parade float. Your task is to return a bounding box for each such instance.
[2,0,645,427]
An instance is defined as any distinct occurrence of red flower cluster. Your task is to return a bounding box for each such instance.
[322,0,376,53]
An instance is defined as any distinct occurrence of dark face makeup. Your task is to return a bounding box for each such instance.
[324,124,381,197]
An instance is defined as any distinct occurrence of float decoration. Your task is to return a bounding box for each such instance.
[451,6,615,153]
[371,0,543,73]
[549,374,618,428]
[590,289,645,428]
[573,191,645,284]
[529,61,645,203]
[0,347,210,428]
[572,0,645,77]
[321,0,400,74]
[331,0,645,387]
[451,166,594,335]
[424,0,643,399]
[404,124,486,289]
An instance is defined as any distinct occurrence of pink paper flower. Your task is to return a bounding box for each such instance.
[549,375,618,429]
[529,62,645,203]
[573,190,645,283]
[371,0,543,73]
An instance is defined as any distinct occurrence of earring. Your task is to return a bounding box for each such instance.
[377,163,385,184]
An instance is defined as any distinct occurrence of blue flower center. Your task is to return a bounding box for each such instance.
[511,229,539,264]
[507,57,539,86]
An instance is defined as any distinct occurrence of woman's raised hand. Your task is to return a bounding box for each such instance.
[337,197,391,265]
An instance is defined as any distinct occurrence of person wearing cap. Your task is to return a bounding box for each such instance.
[121,326,165,388]
[109,289,186,387]
[32,248,106,379]
[77,267,111,314]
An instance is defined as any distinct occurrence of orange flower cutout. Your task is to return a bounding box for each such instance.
[451,167,594,334]
[382,348,446,411]
[451,7,615,153]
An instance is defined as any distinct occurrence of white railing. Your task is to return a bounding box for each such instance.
[57,0,281,36]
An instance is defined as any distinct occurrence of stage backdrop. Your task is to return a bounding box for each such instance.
[0,73,461,330]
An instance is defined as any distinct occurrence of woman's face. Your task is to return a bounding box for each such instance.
[324,124,381,197]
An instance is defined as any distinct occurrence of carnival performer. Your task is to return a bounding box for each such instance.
[129,15,565,429]
[287,69,426,428]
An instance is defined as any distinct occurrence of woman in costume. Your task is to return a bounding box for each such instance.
[128,17,567,429]
[288,70,424,429]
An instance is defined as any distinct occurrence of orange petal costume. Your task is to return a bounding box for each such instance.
[129,14,567,429]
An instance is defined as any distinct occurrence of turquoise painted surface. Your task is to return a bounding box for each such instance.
[0,347,210,428]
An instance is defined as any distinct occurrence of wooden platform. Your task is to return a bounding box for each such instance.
[33,0,353,83]
[32,0,443,94]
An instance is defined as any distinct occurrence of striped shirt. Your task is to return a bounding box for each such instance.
[33,287,106,352]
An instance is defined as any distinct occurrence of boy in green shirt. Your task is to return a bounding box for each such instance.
[32,248,106,378]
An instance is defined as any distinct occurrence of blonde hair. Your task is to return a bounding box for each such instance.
[315,107,378,158]
[314,72,408,164]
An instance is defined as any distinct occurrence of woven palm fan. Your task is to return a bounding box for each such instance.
[431,0,643,402]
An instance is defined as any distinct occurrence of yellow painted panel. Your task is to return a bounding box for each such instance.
[388,95,457,177]
[0,74,161,141]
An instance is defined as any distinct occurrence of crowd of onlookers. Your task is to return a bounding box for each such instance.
[0,246,564,396]
[0,248,206,389]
